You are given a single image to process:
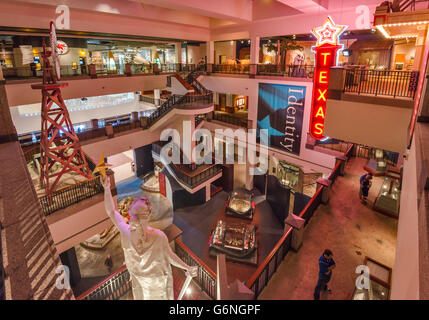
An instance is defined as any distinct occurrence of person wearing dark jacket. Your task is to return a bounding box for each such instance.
[359,173,373,202]
[314,249,336,300]
[104,254,113,274]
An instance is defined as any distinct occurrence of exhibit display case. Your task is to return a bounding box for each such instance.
[373,175,400,218]
[225,190,255,220]
[209,220,257,264]
[277,161,300,190]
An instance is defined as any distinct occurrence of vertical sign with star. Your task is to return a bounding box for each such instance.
[309,16,347,140]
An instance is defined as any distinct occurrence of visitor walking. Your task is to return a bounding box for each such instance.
[314,249,336,300]
[359,173,373,202]
[104,254,113,274]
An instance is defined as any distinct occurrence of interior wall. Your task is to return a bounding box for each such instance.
[46,195,115,254]
[233,163,246,189]
[214,41,237,64]
[390,139,419,299]
[325,99,411,153]
[391,41,417,70]
[5,74,167,106]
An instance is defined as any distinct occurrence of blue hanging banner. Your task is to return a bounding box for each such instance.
[257,83,306,155]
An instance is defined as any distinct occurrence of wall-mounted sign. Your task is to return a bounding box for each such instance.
[309,16,347,140]
[257,83,306,155]
[56,40,69,55]
[236,96,246,108]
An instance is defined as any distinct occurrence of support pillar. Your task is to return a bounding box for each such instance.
[316,178,331,204]
[414,29,428,72]
[0,82,18,143]
[206,41,214,74]
[249,36,260,78]
[89,64,97,78]
[90,119,98,129]
[336,156,347,176]
[175,42,182,66]
[154,89,161,106]
[206,185,211,202]
[59,247,81,287]
[133,144,154,177]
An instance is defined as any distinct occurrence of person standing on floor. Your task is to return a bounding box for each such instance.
[359,173,373,202]
[314,249,336,300]
[104,254,113,274]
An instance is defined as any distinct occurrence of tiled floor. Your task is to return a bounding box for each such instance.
[258,157,398,300]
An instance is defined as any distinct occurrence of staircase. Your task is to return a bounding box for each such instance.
[152,141,223,192]
[143,71,213,129]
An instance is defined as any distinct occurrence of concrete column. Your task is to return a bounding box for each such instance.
[0,83,18,143]
[206,41,214,74]
[90,119,98,129]
[316,178,331,204]
[336,156,347,176]
[413,28,428,72]
[59,247,81,287]
[245,156,254,191]
[249,36,260,78]
[134,144,154,177]
[328,66,345,100]
[105,123,114,138]
[206,185,211,202]
[89,64,97,78]
[175,42,182,64]
[154,89,161,106]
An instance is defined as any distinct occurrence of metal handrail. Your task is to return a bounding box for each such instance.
[38,173,103,216]
[344,69,419,99]
[152,142,222,189]
[77,239,217,300]
[245,145,351,298]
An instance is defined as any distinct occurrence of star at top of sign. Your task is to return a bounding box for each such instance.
[312,16,347,47]
[93,153,112,180]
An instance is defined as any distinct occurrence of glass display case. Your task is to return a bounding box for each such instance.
[373,176,400,218]
[209,220,257,264]
[226,190,255,220]
[277,161,300,191]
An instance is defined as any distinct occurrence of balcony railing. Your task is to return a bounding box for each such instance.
[152,141,223,189]
[344,69,419,99]
[212,112,248,128]
[39,174,104,216]
[212,64,250,74]
[2,63,197,80]
[257,64,314,78]
[209,64,314,78]
[245,144,353,298]
[175,239,217,299]
[77,265,131,300]
[77,239,217,300]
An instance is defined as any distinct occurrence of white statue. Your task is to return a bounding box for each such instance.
[102,177,197,300]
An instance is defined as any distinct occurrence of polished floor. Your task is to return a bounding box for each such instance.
[258,157,398,300]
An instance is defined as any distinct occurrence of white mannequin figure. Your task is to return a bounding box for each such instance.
[102,177,197,300]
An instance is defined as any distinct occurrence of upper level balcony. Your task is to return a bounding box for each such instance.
[324,66,420,154]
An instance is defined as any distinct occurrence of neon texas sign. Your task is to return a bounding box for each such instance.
[309,16,347,140]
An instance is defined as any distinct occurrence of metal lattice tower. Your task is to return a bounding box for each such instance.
[31,40,92,195]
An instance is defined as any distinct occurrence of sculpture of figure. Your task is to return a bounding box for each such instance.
[102,177,198,300]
